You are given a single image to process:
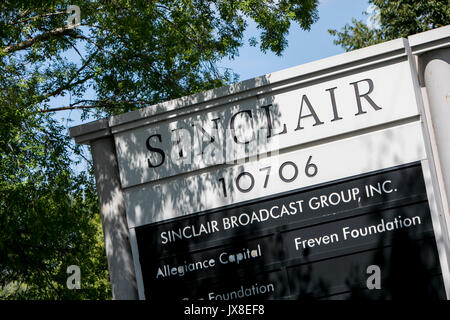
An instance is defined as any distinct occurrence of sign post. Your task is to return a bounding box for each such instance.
[70,120,139,299]
[70,26,450,300]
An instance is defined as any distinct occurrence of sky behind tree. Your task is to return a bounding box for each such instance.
[217,0,370,81]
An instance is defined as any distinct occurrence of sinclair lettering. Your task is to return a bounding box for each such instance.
[145,78,381,168]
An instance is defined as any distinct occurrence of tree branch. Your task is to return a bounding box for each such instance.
[37,99,153,113]
[2,27,82,54]
[38,104,101,113]
[39,71,96,102]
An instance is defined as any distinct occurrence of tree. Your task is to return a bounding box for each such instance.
[1,0,319,116]
[0,110,111,299]
[329,0,450,52]
[0,0,319,299]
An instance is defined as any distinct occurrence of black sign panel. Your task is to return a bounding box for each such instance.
[135,163,446,300]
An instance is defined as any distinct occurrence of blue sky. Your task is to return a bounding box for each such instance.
[56,0,370,128]
[217,0,370,82]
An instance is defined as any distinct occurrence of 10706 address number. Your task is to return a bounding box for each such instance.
[218,156,318,197]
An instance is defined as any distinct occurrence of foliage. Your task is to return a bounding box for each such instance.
[0,0,319,299]
[329,0,450,51]
[1,0,319,116]
[0,113,111,299]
